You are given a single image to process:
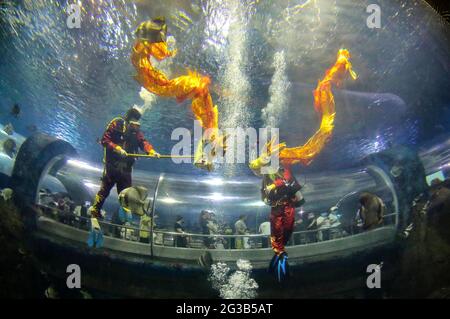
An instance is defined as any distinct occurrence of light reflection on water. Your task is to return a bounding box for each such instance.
[0,0,448,175]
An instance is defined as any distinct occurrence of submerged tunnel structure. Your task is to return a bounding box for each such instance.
[0,0,448,298]
[1,132,447,297]
[5,133,431,271]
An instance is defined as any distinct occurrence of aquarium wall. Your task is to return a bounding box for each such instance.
[0,0,450,300]
[34,151,398,236]
[0,0,449,177]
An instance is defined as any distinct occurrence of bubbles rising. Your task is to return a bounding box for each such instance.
[208,259,258,299]
[262,50,290,129]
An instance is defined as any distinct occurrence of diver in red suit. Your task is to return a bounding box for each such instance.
[89,108,160,218]
[260,165,304,282]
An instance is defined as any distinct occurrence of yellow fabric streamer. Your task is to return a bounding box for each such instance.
[131,37,224,170]
[131,40,219,133]
[251,49,357,170]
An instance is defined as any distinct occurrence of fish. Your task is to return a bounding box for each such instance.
[3,138,17,158]
[10,103,21,117]
[118,186,149,216]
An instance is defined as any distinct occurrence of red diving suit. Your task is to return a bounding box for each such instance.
[90,116,154,218]
[261,166,303,255]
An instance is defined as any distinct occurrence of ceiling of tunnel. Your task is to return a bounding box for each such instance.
[0,0,449,177]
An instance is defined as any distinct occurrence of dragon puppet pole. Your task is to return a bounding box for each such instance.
[126,154,194,159]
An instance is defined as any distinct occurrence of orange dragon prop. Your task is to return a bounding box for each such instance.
[131,18,225,171]
[250,49,357,172]
[248,49,357,282]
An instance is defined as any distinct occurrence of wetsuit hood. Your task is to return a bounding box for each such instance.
[135,17,167,43]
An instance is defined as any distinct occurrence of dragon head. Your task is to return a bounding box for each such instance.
[249,137,286,176]
[135,17,167,44]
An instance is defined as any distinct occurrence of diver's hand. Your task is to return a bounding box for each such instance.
[114,146,128,157]
[148,149,161,158]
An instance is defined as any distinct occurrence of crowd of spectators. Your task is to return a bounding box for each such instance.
[38,189,387,249]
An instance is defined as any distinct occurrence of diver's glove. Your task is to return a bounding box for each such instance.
[266,183,276,192]
[114,145,128,157]
[148,149,161,158]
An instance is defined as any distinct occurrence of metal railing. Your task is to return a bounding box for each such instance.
[35,203,398,252]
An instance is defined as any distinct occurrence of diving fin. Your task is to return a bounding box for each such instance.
[87,218,104,248]
[268,254,279,273]
[268,252,289,282]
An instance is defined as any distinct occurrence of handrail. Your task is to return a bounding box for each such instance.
[149,173,164,257]
[366,165,400,228]
[35,203,398,240]
[37,204,143,231]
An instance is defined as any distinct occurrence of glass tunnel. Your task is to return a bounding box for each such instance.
[0,0,449,299]
[36,154,399,249]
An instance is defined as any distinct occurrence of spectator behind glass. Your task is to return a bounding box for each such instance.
[306,212,318,243]
[234,215,248,249]
[174,215,188,248]
[111,207,124,238]
[207,213,226,249]
[316,212,331,241]
[357,192,385,231]
[328,206,344,239]
[294,211,307,245]
[258,218,271,248]
[199,210,214,249]
[139,213,153,244]
[223,224,233,249]
[207,212,220,234]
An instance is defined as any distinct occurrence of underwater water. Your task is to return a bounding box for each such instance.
[0,0,450,300]
[0,0,449,176]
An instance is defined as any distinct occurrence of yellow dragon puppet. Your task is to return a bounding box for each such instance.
[131,17,226,171]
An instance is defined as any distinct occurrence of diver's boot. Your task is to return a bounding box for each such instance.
[87,217,104,248]
[268,253,279,274]
[276,252,289,282]
[268,252,289,282]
